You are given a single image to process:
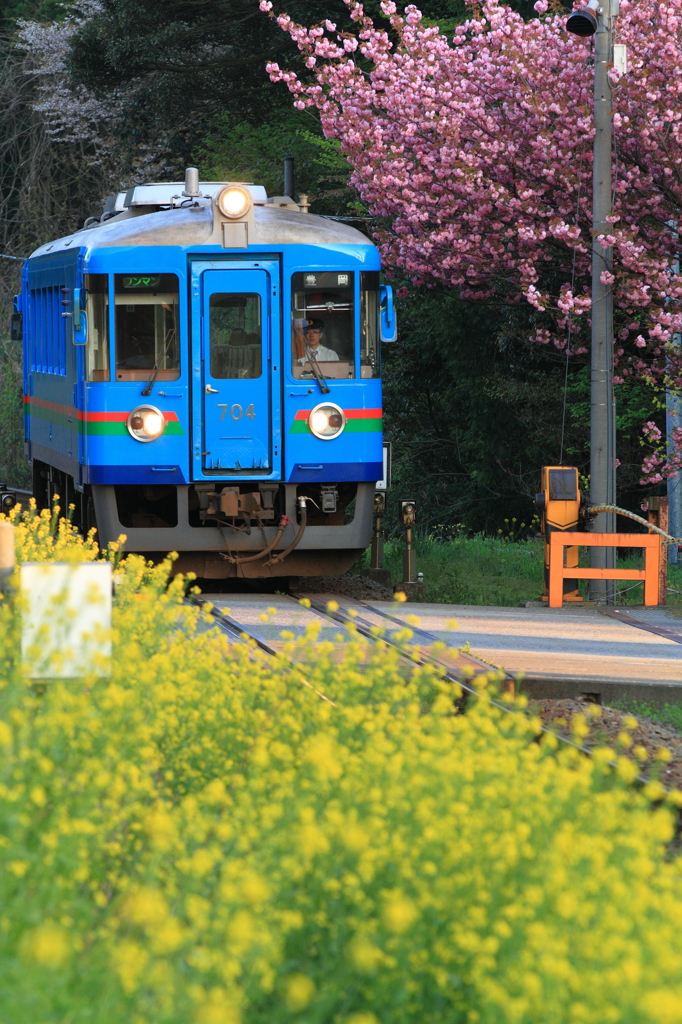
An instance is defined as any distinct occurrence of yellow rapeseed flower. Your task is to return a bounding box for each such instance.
[22,923,70,968]
[121,887,169,927]
[3,503,682,1023]
[382,892,418,933]
[285,973,316,1011]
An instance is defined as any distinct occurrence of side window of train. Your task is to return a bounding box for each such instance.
[360,271,381,379]
[291,271,355,380]
[209,294,262,380]
[114,273,180,382]
[84,275,109,382]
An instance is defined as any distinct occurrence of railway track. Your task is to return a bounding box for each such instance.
[197,593,682,798]
[195,590,511,692]
[194,590,609,765]
[8,484,677,781]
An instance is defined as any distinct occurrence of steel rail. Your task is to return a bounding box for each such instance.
[194,591,620,765]
[287,591,623,766]
[600,608,682,645]
[290,592,670,788]
[190,594,336,705]
[291,591,514,703]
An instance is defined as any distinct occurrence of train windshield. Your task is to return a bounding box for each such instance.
[209,294,262,379]
[291,271,354,380]
[85,274,109,382]
[360,271,381,379]
[114,273,180,381]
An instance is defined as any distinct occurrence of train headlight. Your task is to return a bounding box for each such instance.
[127,405,166,443]
[217,186,251,219]
[308,403,345,440]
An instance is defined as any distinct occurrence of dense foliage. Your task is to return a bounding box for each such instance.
[0,0,666,516]
[0,506,681,1022]
[381,287,657,532]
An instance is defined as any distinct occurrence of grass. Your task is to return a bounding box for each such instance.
[356,530,682,607]
[383,533,545,605]
[609,697,682,734]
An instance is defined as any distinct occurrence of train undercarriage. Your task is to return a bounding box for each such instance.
[32,459,373,578]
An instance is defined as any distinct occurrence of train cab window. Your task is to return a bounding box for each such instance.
[85,275,109,382]
[291,271,355,380]
[114,273,180,382]
[209,294,262,379]
[361,271,381,379]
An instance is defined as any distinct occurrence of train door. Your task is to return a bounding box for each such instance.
[192,266,278,475]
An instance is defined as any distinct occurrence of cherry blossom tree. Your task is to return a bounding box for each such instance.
[262,0,682,475]
[16,2,119,152]
[15,2,188,185]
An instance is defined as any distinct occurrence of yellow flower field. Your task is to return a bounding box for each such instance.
[1,504,682,1023]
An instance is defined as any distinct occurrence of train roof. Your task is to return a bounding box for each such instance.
[30,179,374,259]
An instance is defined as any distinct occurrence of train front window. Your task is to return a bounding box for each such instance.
[209,293,262,379]
[291,271,354,380]
[85,274,109,382]
[114,273,180,381]
[361,271,380,379]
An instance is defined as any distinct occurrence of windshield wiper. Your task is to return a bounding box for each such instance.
[141,326,176,396]
[305,343,330,395]
[141,364,160,397]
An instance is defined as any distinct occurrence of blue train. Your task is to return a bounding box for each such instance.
[12,170,396,579]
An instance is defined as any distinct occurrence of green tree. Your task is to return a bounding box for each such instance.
[196,111,360,215]
[382,287,658,536]
[61,0,486,175]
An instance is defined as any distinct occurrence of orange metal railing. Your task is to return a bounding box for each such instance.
[548,532,661,608]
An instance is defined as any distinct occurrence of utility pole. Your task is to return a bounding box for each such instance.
[567,0,617,603]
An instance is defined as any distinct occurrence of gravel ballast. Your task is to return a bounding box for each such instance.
[535,697,682,788]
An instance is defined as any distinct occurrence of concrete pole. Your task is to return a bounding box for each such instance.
[589,0,617,603]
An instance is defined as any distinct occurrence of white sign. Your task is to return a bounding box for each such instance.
[21,562,112,678]
[613,44,627,75]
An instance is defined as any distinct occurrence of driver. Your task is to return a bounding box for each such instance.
[297,319,339,364]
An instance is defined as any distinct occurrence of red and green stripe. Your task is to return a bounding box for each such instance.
[24,396,184,435]
[289,407,382,434]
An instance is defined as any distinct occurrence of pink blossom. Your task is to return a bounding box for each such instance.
[262,0,682,478]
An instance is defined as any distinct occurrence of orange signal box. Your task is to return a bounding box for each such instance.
[535,466,583,603]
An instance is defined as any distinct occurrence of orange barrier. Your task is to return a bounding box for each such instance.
[548,532,661,608]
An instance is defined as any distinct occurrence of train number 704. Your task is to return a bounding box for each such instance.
[216,404,256,421]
